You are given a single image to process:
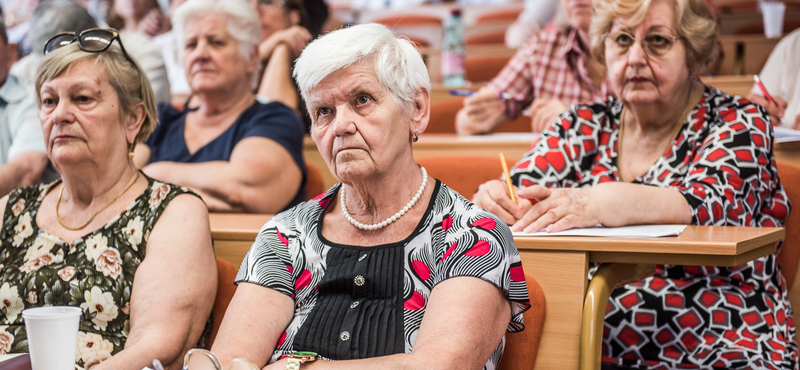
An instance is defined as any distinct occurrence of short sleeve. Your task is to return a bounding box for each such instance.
[510,103,612,189]
[238,102,306,174]
[432,204,530,332]
[235,217,296,299]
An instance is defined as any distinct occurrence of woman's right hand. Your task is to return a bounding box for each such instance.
[455,87,507,136]
[747,93,787,126]
[259,25,312,60]
[472,180,532,225]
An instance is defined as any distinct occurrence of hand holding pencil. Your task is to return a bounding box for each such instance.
[455,86,508,135]
[749,75,787,126]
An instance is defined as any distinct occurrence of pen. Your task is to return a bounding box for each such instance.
[753,75,776,106]
[500,152,517,204]
[753,75,786,125]
[450,89,512,99]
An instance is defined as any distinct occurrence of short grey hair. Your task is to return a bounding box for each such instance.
[36,43,158,146]
[172,0,262,61]
[28,1,98,56]
[294,23,431,118]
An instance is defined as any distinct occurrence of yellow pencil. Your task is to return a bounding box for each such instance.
[500,152,517,204]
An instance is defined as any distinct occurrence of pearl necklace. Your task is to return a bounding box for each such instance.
[340,167,428,231]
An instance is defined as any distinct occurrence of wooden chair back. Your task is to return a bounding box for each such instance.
[465,55,513,83]
[474,9,523,24]
[498,273,547,370]
[465,30,506,45]
[428,98,533,134]
[305,162,326,200]
[416,155,515,198]
[206,258,239,348]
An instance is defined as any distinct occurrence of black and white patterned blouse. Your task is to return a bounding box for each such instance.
[236,181,531,369]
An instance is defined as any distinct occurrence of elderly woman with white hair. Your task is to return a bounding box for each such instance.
[134,0,306,213]
[208,23,531,370]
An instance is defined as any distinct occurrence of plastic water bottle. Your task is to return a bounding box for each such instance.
[441,9,466,86]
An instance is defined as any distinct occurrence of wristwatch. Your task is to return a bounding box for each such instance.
[286,351,319,370]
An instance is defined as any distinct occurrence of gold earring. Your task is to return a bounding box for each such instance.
[128,143,135,160]
[412,133,419,142]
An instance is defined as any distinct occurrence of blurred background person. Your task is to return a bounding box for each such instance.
[0,22,47,198]
[209,23,530,369]
[253,0,312,127]
[135,0,307,214]
[105,0,171,103]
[153,0,191,96]
[108,0,165,37]
[11,0,99,83]
[0,28,215,369]
[455,0,611,135]
[505,0,560,48]
[473,0,796,366]
[747,28,800,130]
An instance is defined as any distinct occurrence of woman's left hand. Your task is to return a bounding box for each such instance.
[511,185,600,233]
[529,99,567,133]
[261,358,285,370]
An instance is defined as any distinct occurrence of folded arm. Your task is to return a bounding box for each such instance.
[214,277,510,370]
[0,151,48,197]
[92,194,216,370]
[140,137,303,213]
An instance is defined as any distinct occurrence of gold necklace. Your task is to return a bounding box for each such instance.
[56,171,141,231]
[618,84,699,182]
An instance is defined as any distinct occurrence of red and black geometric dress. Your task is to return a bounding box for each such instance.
[509,85,796,369]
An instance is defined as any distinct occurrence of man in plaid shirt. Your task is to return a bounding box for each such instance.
[456,0,611,135]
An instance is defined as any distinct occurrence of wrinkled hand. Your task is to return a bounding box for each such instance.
[261,358,287,370]
[260,26,312,60]
[529,99,567,133]
[455,86,507,135]
[137,8,163,37]
[512,185,600,233]
[472,180,534,225]
[747,93,787,126]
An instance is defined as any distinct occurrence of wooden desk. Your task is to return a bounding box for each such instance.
[207,215,783,369]
[515,226,784,370]
[209,213,273,268]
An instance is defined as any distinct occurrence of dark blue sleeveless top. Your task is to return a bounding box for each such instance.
[146,100,307,209]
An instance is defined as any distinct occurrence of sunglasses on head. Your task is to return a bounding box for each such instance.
[43,28,135,65]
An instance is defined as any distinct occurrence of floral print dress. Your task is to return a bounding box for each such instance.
[0,175,196,368]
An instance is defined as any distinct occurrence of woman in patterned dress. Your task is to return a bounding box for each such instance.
[208,23,531,370]
[0,32,217,369]
[473,0,794,368]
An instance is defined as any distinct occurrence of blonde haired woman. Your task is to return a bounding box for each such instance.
[474,0,795,367]
[0,30,216,370]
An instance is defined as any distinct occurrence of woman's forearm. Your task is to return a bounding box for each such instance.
[589,182,693,226]
[258,43,299,110]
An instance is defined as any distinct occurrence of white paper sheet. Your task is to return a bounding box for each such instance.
[774,127,800,143]
[512,224,687,238]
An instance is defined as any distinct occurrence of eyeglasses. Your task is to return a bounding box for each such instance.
[602,31,680,58]
[43,28,135,65]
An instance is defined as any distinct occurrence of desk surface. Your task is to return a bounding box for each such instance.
[209,213,273,241]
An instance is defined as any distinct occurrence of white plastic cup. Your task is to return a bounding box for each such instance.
[22,306,82,370]
[761,1,786,38]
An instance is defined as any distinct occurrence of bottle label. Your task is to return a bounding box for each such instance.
[441,52,464,76]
